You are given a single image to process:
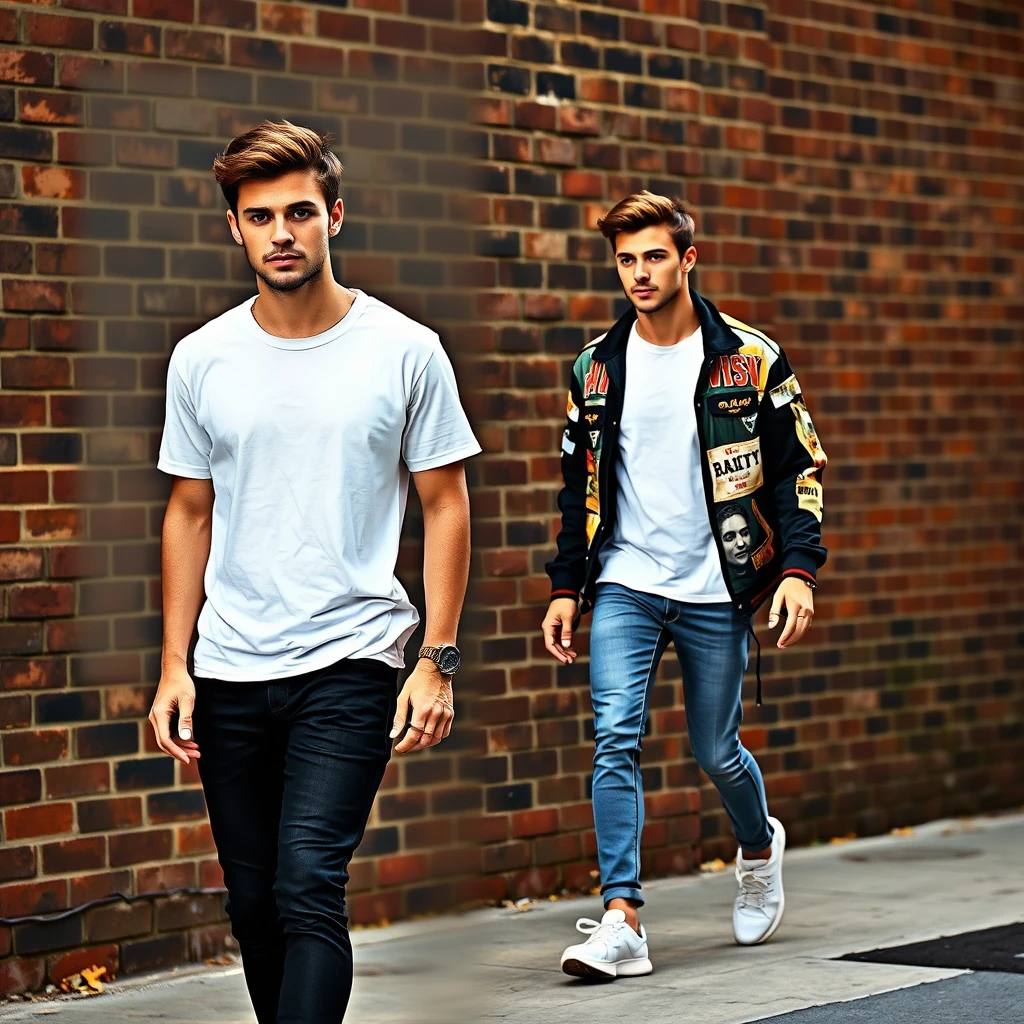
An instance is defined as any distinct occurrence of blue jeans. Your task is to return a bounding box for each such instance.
[590,582,773,907]
[193,657,398,1024]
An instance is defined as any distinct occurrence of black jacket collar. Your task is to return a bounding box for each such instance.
[592,283,739,363]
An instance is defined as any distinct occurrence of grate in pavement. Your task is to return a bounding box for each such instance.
[837,922,1024,974]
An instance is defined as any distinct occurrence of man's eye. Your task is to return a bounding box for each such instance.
[294,210,310,219]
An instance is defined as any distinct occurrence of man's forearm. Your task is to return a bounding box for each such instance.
[161,502,212,671]
[420,499,471,651]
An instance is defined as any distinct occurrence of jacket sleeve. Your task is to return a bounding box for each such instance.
[759,347,827,584]
[545,363,589,600]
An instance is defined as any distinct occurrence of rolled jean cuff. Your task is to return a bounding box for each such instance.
[602,885,644,908]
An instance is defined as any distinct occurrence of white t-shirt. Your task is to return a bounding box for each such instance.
[157,288,482,681]
[597,322,731,602]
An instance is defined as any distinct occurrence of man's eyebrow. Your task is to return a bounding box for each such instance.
[240,201,320,214]
[616,247,671,258]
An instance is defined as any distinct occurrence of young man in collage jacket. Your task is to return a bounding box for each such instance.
[542,192,828,978]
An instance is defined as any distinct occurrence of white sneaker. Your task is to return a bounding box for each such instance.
[733,816,786,945]
[560,908,653,979]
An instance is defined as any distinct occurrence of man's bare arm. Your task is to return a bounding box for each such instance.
[149,476,214,764]
[391,461,471,754]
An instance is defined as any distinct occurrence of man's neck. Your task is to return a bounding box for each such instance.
[634,285,700,348]
[251,273,356,340]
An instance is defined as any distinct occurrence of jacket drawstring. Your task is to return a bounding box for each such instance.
[742,612,763,707]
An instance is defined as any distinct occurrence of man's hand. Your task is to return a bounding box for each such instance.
[390,660,455,754]
[768,577,815,649]
[542,597,579,664]
[149,661,201,765]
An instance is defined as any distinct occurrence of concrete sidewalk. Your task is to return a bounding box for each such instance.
[2,812,1022,1023]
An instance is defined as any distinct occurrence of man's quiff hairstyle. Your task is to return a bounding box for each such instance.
[212,119,343,217]
[597,190,696,257]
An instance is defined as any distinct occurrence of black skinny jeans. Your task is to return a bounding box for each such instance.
[193,656,398,1024]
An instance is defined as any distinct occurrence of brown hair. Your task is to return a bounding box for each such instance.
[597,191,695,257]
[212,119,343,216]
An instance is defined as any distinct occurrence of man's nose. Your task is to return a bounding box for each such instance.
[271,216,294,244]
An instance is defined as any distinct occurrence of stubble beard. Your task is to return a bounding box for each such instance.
[631,278,682,316]
[247,244,328,293]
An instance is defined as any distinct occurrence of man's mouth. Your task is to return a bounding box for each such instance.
[633,287,655,297]
[267,254,301,265]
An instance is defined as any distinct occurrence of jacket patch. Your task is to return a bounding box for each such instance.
[709,353,761,390]
[769,374,801,408]
[586,449,599,512]
[741,413,758,434]
[567,391,579,422]
[709,390,758,416]
[750,499,775,570]
[561,430,575,455]
[796,471,823,522]
[708,438,763,501]
[583,361,609,400]
[791,398,827,468]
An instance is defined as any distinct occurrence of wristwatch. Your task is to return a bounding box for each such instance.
[418,644,461,677]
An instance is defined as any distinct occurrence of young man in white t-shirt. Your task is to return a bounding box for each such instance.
[149,120,480,1023]
[542,192,827,977]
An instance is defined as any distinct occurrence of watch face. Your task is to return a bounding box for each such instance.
[437,645,461,676]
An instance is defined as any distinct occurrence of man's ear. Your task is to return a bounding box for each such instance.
[328,197,344,237]
[226,209,243,246]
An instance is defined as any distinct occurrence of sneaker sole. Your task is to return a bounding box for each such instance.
[561,956,653,979]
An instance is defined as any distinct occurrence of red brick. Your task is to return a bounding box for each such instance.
[25,13,95,49]
[0,879,67,917]
[0,549,44,582]
[8,584,75,619]
[290,43,344,76]
[376,853,428,887]
[4,801,73,839]
[164,28,224,62]
[45,761,110,799]
[0,355,70,388]
[0,845,36,883]
[41,837,107,874]
[0,958,45,996]
[3,729,68,766]
[0,472,48,505]
[317,10,371,42]
[136,861,196,892]
[70,869,131,905]
[134,0,195,21]
[0,768,41,806]
[45,618,109,653]
[0,395,45,427]
[108,829,172,866]
[24,508,86,539]
[47,944,119,987]
[0,50,54,86]
[49,545,108,578]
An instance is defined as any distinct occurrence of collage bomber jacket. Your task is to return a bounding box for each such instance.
[545,283,828,626]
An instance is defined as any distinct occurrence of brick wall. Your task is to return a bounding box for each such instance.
[2,0,1023,995]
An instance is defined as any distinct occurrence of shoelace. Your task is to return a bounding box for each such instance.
[736,872,772,911]
[574,917,624,957]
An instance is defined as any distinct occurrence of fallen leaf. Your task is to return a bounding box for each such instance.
[828,833,858,845]
[890,826,914,837]
[81,966,107,994]
[699,858,726,873]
